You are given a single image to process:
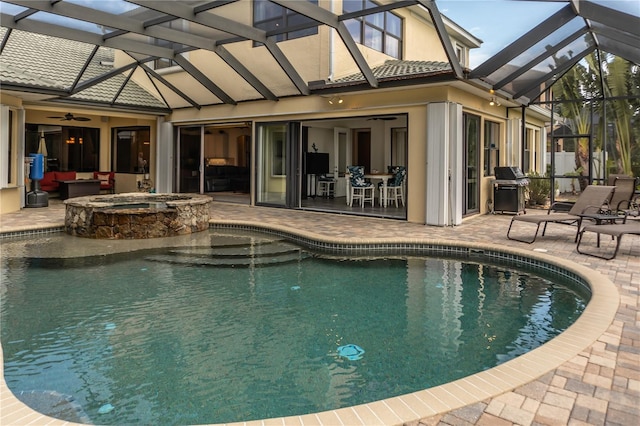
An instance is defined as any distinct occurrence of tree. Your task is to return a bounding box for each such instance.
[553,52,639,186]
[603,55,639,177]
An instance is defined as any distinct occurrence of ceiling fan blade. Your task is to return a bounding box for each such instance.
[46,113,90,121]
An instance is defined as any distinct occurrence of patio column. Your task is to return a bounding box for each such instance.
[425,102,463,226]
[507,118,521,167]
[155,117,174,193]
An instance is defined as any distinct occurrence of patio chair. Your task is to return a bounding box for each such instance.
[347,166,374,207]
[507,185,615,243]
[603,176,637,214]
[378,166,406,207]
[576,220,640,260]
[93,171,115,193]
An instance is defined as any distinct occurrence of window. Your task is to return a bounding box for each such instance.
[484,120,500,176]
[25,124,100,172]
[253,0,318,42]
[154,56,177,70]
[152,21,187,70]
[454,42,466,67]
[113,127,151,173]
[1,107,16,188]
[524,129,532,173]
[343,0,403,59]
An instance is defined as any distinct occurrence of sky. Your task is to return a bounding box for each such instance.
[436,0,640,67]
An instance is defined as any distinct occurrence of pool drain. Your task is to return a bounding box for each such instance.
[337,344,365,360]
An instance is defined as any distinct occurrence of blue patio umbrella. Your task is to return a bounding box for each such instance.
[37,132,48,170]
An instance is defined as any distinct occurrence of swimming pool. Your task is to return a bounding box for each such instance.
[1,230,590,425]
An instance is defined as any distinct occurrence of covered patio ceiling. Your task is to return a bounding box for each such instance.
[1,0,638,113]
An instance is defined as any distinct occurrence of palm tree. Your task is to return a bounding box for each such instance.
[553,52,639,185]
[554,53,599,190]
[603,55,639,177]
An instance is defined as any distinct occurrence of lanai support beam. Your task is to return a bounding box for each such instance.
[173,55,237,105]
[139,63,201,109]
[514,45,595,100]
[416,0,464,79]
[470,5,577,79]
[270,0,378,89]
[493,27,586,90]
[71,62,138,95]
[129,0,308,96]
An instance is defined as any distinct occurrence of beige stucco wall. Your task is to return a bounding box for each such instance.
[0,94,23,214]
[331,5,449,81]
[116,0,332,107]
[171,84,458,224]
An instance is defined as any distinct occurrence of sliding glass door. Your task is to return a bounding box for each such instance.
[463,113,480,215]
[177,127,202,193]
[256,122,300,207]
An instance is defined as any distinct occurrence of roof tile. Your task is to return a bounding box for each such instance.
[0,29,166,109]
[333,60,452,83]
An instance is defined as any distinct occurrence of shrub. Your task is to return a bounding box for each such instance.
[526,171,551,205]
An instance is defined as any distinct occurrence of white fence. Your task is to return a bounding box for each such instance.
[545,151,607,193]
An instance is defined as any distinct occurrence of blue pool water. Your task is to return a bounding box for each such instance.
[1,231,588,425]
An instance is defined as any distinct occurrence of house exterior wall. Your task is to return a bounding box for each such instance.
[0,94,23,214]
[168,83,530,224]
[330,5,454,81]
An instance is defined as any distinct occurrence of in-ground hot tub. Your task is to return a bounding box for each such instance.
[64,193,212,239]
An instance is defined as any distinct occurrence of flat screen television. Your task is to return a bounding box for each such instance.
[306,152,330,175]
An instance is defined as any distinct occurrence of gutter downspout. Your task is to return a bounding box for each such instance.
[328,1,335,82]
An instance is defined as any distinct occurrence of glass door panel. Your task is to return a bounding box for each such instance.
[256,123,287,206]
[178,127,202,193]
[464,113,480,214]
[333,127,350,199]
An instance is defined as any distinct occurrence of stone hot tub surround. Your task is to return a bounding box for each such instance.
[64,193,212,239]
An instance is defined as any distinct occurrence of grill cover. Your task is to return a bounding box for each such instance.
[494,166,526,180]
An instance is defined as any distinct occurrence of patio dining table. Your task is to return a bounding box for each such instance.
[345,172,394,207]
[365,173,394,207]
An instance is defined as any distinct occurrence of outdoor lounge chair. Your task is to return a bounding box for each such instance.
[605,176,637,214]
[576,220,640,260]
[507,185,615,243]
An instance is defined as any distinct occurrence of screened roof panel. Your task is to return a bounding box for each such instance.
[65,0,139,15]
[495,33,595,94]
[146,73,202,110]
[111,32,193,58]
[178,21,236,42]
[1,0,638,110]
[509,16,587,68]
[26,11,117,34]
[189,50,265,101]
[0,2,25,15]
[589,21,640,44]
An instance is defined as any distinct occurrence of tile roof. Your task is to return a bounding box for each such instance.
[0,28,167,109]
[333,60,452,83]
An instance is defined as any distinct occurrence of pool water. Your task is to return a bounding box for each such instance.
[1,231,588,425]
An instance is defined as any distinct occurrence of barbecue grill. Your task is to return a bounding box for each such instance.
[493,166,529,214]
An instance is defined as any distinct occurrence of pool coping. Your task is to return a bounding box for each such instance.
[1,220,620,426]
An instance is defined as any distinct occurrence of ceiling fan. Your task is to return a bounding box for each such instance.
[47,112,91,122]
[367,116,397,121]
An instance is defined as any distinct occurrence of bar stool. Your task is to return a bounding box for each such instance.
[317,177,336,198]
[347,166,374,207]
